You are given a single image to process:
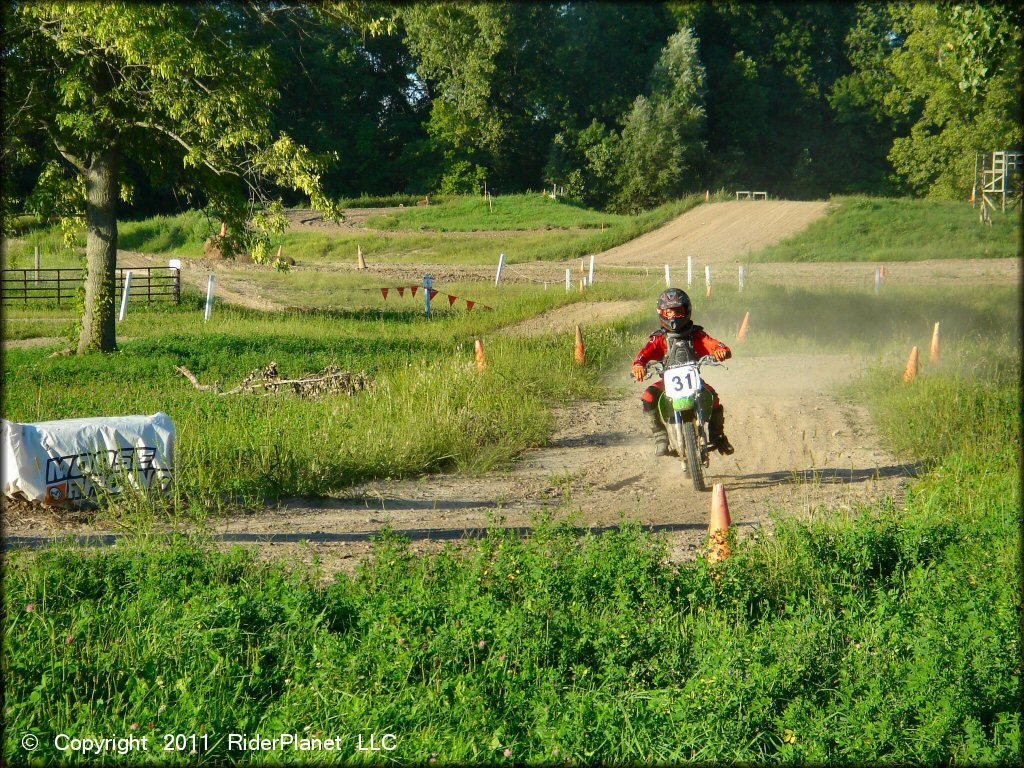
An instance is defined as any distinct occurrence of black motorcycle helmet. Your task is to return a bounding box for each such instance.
[657,288,692,333]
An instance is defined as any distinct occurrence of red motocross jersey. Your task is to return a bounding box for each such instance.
[633,328,730,367]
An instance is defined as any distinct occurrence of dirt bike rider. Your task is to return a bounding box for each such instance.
[631,288,735,457]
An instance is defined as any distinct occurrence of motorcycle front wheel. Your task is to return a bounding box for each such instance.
[682,421,707,492]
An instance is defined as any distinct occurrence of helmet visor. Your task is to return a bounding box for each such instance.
[660,307,688,319]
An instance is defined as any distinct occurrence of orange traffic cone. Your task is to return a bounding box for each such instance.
[929,322,940,363]
[220,221,228,237]
[903,346,919,383]
[708,483,732,563]
[574,324,586,365]
[357,245,366,270]
[579,278,585,294]
[737,311,750,342]
[880,264,887,279]
[275,245,283,261]
[474,338,486,372]
[705,189,710,202]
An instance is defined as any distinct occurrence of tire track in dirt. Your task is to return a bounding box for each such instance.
[192,352,913,576]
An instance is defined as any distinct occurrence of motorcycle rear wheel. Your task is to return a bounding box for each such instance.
[682,421,707,492]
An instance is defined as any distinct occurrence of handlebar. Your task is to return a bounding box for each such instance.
[643,354,726,379]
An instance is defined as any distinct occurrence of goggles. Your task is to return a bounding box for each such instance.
[660,307,688,319]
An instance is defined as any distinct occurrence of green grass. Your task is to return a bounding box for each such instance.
[753,196,1021,262]
[3,337,1019,764]
[119,210,220,255]
[3,195,1021,763]
[2,194,705,270]
[2,211,218,268]
[364,193,625,231]
[280,194,702,266]
[336,193,452,208]
[2,286,637,506]
[4,275,1018,508]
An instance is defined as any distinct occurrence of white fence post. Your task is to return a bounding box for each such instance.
[423,273,433,316]
[687,256,693,287]
[588,254,595,286]
[874,267,881,295]
[664,264,671,287]
[204,274,215,321]
[495,253,506,286]
[565,268,571,293]
[705,265,712,297]
[118,270,133,322]
[738,265,746,292]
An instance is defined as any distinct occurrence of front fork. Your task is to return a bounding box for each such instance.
[659,390,713,467]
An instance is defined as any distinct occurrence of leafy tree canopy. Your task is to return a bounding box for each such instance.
[886,2,1023,198]
[3,2,364,352]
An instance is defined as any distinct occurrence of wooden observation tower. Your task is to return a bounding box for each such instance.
[973,150,1023,213]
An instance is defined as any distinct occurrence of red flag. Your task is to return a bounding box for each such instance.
[466,300,475,312]
[447,294,457,306]
[397,287,405,298]
[429,289,438,300]
[381,288,389,300]
[410,285,419,297]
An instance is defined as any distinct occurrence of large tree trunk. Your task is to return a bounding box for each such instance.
[77,146,120,354]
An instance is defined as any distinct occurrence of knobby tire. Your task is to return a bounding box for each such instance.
[682,421,707,492]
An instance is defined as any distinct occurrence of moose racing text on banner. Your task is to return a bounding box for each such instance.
[2,413,175,504]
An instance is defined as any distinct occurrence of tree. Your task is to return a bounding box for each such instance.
[545,120,621,208]
[614,28,707,213]
[885,2,1023,198]
[546,2,676,133]
[676,2,858,198]
[3,3,349,354]
[827,2,911,195]
[401,2,563,193]
[245,6,430,199]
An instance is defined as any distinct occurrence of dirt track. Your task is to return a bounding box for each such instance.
[9,200,962,575]
[599,200,833,266]
[113,200,1018,317]
[188,350,912,576]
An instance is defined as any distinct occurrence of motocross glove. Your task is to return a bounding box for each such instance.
[713,348,730,362]
[631,363,647,382]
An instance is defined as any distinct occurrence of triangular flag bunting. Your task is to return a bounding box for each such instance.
[448,294,458,306]
[429,289,438,300]
[381,288,389,300]
[397,286,405,298]
[411,286,419,297]
[466,300,475,312]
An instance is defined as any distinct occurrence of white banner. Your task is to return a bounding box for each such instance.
[2,413,175,504]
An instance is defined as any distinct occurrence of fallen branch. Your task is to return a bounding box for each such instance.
[175,362,372,397]
[174,365,219,392]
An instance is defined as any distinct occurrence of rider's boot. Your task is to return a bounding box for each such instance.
[709,407,735,455]
[644,408,670,457]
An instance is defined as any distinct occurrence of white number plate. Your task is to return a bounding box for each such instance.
[663,364,700,398]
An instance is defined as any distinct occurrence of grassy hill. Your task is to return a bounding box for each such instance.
[753,196,1020,262]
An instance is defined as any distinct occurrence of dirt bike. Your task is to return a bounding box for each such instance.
[646,349,726,492]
